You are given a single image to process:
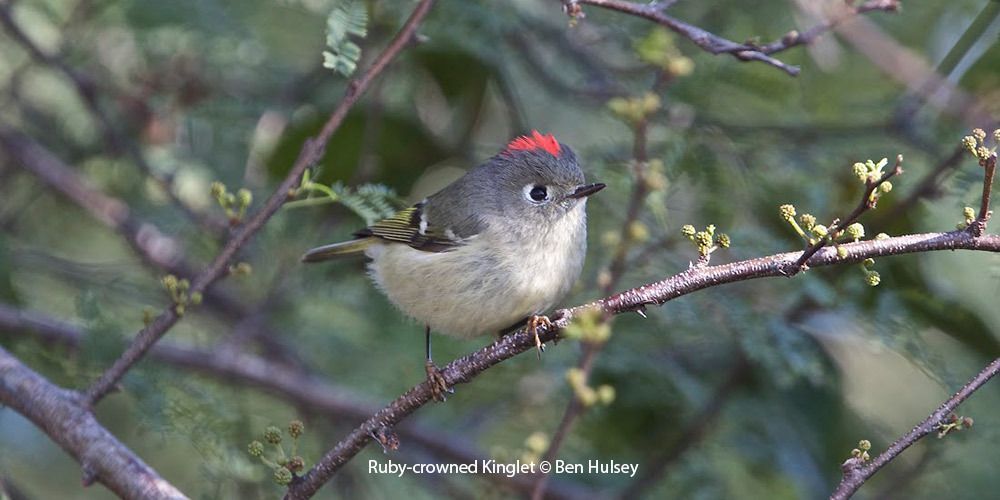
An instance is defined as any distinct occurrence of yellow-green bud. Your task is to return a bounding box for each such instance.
[779,204,796,221]
[859,439,871,451]
[210,181,226,199]
[274,467,293,485]
[994,129,1000,144]
[799,213,816,229]
[288,420,304,439]
[578,387,598,407]
[237,188,253,208]
[862,258,875,268]
[264,426,282,444]
[669,57,694,76]
[846,223,865,241]
[880,181,892,193]
[525,432,549,453]
[597,384,616,405]
[812,224,828,237]
[627,221,650,243]
[716,233,731,248]
[695,231,712,249]
[973,128,986,141]
[837,246,848,258]
[875,233,889,240]
[162,274,178,290]
[681,224,696,237]
[566,367,585,386]
[964,206,976,221]
[962,136,978,154]
[641,92,661,114]
[853,162,868,181]
[977,146,991,161]
[248,440,264,457]
[189,291,202,306]
[866,271,881,287]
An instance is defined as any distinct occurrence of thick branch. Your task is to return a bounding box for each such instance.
[830,356,1000,499]
[0,346,186,499]
[287,230,1000,499]
[81,0,437,405]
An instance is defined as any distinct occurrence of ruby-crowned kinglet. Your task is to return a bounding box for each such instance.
[302,130,604,399]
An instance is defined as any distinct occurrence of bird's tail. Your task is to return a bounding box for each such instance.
[301,238,376,262]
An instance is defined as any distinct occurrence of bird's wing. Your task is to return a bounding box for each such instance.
[354,200,481,252]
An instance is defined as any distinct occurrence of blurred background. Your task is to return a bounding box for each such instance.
[1,0,999,498]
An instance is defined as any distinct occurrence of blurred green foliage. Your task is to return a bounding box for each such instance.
[1,0,999,498]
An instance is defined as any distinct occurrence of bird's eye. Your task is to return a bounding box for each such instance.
[526,184,548,202]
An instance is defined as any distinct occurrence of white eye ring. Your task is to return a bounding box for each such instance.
[523,184,549,203]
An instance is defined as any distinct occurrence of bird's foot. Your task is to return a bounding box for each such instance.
[527,315,552,358]
[425,359,452,402]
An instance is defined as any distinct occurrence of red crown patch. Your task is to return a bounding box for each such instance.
[505,130,561,157]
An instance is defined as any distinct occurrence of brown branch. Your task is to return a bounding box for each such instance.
[0,346,186,499]
[970,152,996,236]
[81,0,438,405]
[0,302,594,500]
[830,356,1000,500]
[561,0,900,76]
[0,1,225,233]
[286,230,1000,499]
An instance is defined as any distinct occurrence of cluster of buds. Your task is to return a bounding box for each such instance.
[680,223,730,259]
[161,274,201,316]
[210,181,253,225]
[562,308,612,343]
[229,262,253,276]
[635,28,694,77]
[608,92,661,125]
[851,157,894,206]
[850,439,872,462]
[962,128,999,165]
[566,367,615,407]
[861,258,880,287]
[936,413,974,438]
[248,420,307,486]
[782,205,831,246]
[957,206,977,230]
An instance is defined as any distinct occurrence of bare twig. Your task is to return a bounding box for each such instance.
[0,346,186,499]
[969,152,996,236]
[830,356,1000,500]
[81,0,438,405]
[288,230,1000,499]
[560,0,900,76]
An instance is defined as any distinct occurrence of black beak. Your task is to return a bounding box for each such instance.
[568,182,606,199]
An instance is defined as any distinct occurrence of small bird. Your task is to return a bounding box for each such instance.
[302,131,604,400]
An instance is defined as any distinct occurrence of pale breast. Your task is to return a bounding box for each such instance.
[366,204,588,338]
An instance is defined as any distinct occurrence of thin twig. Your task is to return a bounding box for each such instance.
[788,155,903,273]
[560,0,900,76]
[81,0,438,406]
[830,356,1000,500]
[970,152,995,236]
[288,230,1000,499]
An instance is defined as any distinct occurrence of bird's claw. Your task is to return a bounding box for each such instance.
[425,359,452,402]
[527,315,552,358]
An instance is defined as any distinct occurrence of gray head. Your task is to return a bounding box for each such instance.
[451,131,604,232]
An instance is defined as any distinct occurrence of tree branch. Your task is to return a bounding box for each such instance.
[80,0,438,406]
[560,0,900,76]
[0,346,186,499]
[286,230,1000,499]
[830,356,1000,500]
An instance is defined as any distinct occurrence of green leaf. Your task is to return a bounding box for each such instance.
[323,0,368,77]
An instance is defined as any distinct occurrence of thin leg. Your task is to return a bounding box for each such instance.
[527,315,552,359]
[423,325,451,402]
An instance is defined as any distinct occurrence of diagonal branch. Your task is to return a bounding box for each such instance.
[81,0,438,406]
[830,356,1000,500]
[561,0,900,76]
[286,230,1000,499]
[0,346,186,499]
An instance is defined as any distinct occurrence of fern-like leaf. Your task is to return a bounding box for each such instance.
[323,0,368,77]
